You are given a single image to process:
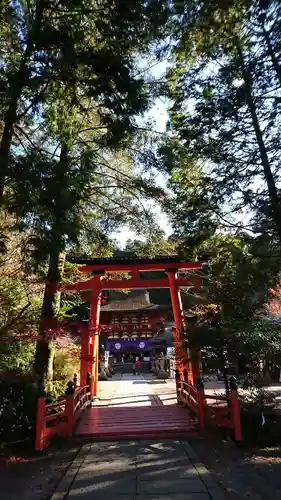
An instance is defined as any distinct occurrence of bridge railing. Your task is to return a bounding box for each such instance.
[177,378,242,441]
[177,380,205,432]
[35,384,91,451]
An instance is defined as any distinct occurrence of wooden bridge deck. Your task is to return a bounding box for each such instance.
[75,374,199,440]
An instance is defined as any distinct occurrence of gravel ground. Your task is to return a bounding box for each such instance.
[0,438,80,500]
[189,433,281,500]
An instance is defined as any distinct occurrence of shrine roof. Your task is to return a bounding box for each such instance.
[101,302,168,312]
[100,289,169,313]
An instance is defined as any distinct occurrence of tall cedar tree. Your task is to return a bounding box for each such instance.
[9,122,164,378]
[1,1,170,378]
[157,0,281,385]
[0,0,169,195]
[163,0,281,250]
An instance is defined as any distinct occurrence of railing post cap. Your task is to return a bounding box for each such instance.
[65,381,75,395]
[38,378,46,397]
[196,375,204,390]
[229,376,238,390]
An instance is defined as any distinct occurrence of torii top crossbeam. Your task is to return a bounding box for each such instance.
[65,256,203,291]
[67,256,202,273]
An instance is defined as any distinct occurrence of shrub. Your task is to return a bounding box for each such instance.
[0,376,38,446]
[239,387,279,446]
[0,341,36,374]
[51,344,80,401]
[240,387,276,409]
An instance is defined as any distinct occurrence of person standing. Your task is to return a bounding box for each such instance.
[136,357,141,375]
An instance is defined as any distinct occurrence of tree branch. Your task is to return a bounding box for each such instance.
[0,301,31,337]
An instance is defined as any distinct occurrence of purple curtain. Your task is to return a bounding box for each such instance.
[105,339,153,352]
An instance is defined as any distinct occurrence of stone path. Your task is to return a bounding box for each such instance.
[95,373,178,407]
[54,374,228,500]
[52,439,228,500]
[3,374,280,500]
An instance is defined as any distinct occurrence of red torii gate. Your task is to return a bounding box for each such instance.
[63,257,203,397]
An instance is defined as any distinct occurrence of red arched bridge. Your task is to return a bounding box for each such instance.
[35,373,242,451]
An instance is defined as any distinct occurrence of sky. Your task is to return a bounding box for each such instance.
[111,60,173,248]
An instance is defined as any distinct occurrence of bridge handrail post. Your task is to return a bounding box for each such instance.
[196,376,205,432]
[175,369,181,404]
[65,393,75,436]
[64,379,76,436]
[35,397,46,451]
[229,376,242,441]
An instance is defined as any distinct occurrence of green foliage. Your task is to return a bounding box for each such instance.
[0,275,41,333]
[240,387,276,410]
[0,377,39,445]
[1,0,171,184]
[0,275,40,374]
[242,320,281,365]
[1,0,170,281]
[69,236,117,260]
[0,276,27,318]
[164,0,281,247]
[124,229,177,258]
[0,341,36,374]
[160,2,281,381]
[53,345,80,381]
[191,233,278,327]
[193,310,281,379]
[184,231,281,379]
[0,0,173,402]
[51,344,80,400]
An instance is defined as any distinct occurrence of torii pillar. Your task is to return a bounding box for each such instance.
[166,270,199,385]
[80,326,89,388]
[80,273,103,398]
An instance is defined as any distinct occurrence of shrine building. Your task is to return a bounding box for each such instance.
[100,289,171,362]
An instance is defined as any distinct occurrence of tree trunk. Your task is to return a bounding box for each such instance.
[46,342,56,393]
[34,139,69,381]
[238,46,281,243]
[0,108,17,197]
[218,347,230,395]
[0,63,28,196]
[41,250,66,321]
[34,250,66,378]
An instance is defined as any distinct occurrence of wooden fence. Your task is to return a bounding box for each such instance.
[35,385,91,451]
[177,379,242,440]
